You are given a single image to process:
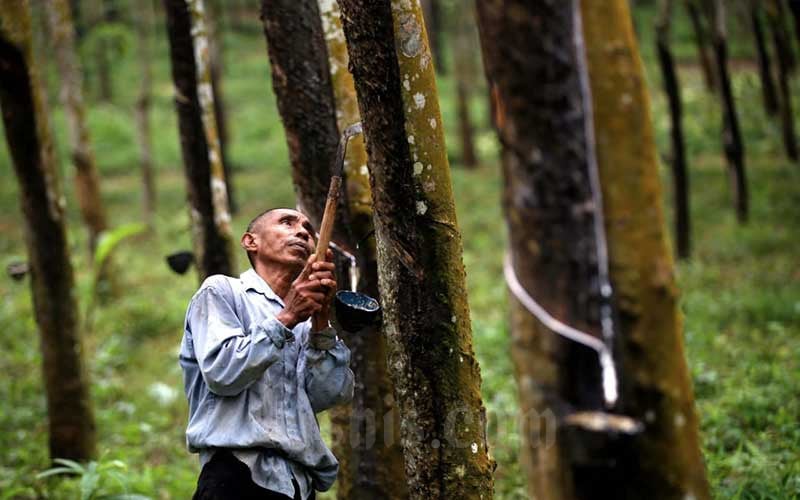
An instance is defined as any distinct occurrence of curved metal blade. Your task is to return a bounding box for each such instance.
[332,121,364,177]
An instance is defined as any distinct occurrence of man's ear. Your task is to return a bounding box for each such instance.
[241,232,257,252]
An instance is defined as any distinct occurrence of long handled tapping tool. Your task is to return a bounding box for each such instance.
[311,122,365,332]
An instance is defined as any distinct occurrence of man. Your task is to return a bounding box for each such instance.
[179,208,354,500]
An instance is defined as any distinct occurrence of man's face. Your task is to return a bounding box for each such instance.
[244,209,316,272]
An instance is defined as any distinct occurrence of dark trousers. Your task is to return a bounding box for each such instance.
[192,450,314,500]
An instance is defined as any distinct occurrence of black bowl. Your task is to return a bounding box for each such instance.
[6,261,28,281]
[166,251,194,275]
[334,290,381,332]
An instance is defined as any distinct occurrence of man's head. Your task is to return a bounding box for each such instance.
[241,208,316,274]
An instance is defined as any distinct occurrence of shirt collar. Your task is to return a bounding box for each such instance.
[240,268,285,306]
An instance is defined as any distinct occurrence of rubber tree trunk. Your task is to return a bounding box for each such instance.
[46,0,109,254]
[769,0,797,72]
[685,0,717,93]
[258,0,345,237]
[656,0,691,259]
[789,0,800,50]
[338,0,495,497]
[477,0,711,497]
[29,0,59,144]
[68,0,84,41]
[477,1,621,496]
[0,0,96,462]
[207,0,236,213]
[750,0,779,117]
[582,0,711,497]
[97,0,115,102]
[708,0,749,223]
[318,1,408,498]
[134,0,157,228]
[163,0,235,280]
[453,2,477,168]
[766,0,799,163]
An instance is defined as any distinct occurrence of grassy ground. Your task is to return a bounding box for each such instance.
[0,6,798,499]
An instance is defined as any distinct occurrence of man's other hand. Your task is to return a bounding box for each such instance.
[276,251,337,329]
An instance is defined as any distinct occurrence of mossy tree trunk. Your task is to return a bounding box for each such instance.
[582,0,711,497]
[46,0,108,254]
[656,0,691,259]
[338,0,495,497]
[134,0,157,228]
[318,1,409,498]
[707,0,749,223]
[163,0,235,280]
[766,0,799,163]
[749,0,779,117]
[0,0,96,462]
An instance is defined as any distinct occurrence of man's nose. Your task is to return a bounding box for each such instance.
[295,226,310,241]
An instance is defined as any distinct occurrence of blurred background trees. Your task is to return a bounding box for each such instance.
[0,0,798,498]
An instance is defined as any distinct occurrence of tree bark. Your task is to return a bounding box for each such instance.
[46,0,109,254]
[656,0,691,259]
[338,0,495,497]
[0,0,96,462]
[134,0,157,228]
[766,0,799,163]
[476,1,617,496]
[207,0,236,213]
[582,0,711,496]
[708,0,749,223]
[685,0,717,93]
[455,80,477,168]
[163,0,235,280]
[68,0,84,41]
[477,0,710,497]
[789,0,800,50]
[453,3,477,168]
[318,1,409,498]
[259,0,342,234]
[750,0,779,117]
[97,0,116,102]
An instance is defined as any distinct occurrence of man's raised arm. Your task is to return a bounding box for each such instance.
[187,275,292,396]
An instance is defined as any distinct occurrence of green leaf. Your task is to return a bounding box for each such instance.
[94,223,147,273]
[52,458,86,473]
[80,463,100,500]
[36,467,78,479]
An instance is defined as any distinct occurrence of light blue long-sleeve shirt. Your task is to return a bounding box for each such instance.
[179,269,355,498]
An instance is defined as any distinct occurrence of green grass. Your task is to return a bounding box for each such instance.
[1,6,799,499]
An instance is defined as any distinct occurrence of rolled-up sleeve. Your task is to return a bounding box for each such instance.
[304,337,354,413]
[188,277,292,396]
